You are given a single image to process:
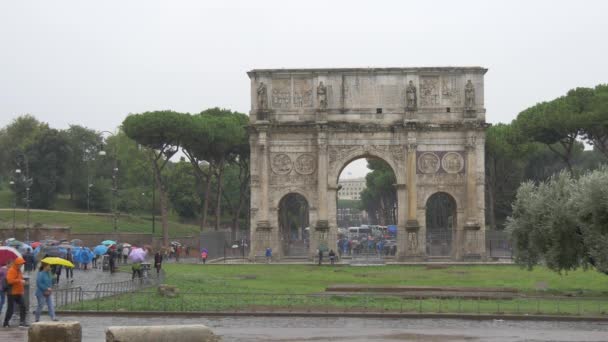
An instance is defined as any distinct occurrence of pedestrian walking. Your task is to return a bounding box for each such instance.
[108,248,116,274]
[329,249,336,265]
[65,249,74,283]
[0,265,7,317]
[131,262,142,280]
[35,262,57,322]
[122,246,129,264]
[201,250,208,264]
[23,250,35,272]
[154,251,163,276]
[3,257,28,327]
[318,249,323,266]
[175,246,181,262]
[54,265,62,285]
[265,247,272,264]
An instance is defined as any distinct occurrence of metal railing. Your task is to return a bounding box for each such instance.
[52,286,84,308]
[94,271,164,298]
[56,290,608,317]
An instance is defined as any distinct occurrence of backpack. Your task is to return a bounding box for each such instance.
[1,276,10,292]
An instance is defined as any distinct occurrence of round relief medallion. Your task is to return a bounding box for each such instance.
[295,154,316,175]
[418,152,440,174]
[441,152,464,173]
[271,154,293,174]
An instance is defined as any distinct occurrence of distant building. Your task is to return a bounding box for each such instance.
[338,177,366,200]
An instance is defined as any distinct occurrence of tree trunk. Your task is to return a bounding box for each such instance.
[214,159,225,231]
[160,183,169,247]
[201,171,212,231]
[153,167,169,247]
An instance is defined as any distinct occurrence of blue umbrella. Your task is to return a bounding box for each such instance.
[93,245,109,256]
[101,240,116,246]
[77,248,94,264]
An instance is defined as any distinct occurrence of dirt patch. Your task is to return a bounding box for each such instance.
[237,275,258,280]
[425,265,450,270]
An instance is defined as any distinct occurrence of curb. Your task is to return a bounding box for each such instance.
[55,310,608,322]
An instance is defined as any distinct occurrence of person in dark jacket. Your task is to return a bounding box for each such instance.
[318,249,323,266]
[329,249,336,265]
[154,251,163,276]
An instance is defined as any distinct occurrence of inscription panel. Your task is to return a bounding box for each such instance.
[378,84,401,107]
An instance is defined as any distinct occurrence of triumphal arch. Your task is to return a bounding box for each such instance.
[248,67,487,261]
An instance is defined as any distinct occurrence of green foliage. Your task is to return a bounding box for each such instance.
[359,159,396,225]
[167,159,199,219]
[507,168,608,274]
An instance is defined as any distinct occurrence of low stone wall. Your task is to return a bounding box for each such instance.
[28,321,82,342]
[71,232,153,247]
[0,227,71,242]
[106,324,219,342]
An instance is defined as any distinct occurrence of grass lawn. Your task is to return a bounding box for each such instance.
[160,264,608,296]
[0,209,200,237]
[63,264,608,316]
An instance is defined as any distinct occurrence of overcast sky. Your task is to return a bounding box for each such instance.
[1,1,607,178]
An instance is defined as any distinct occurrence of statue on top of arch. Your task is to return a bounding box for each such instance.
[406,80,417,111]
[465,80,475,111]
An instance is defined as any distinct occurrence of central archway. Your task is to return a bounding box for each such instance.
[425,192,457,257]
[278,193,310,256]
[335,157,399,258]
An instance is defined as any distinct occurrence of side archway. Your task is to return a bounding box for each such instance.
[425,192,457,257]
[277,192,311,257]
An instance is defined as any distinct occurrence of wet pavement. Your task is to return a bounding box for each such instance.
[43,315,608,341]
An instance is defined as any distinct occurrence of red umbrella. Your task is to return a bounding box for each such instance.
[0,246,22,266]
[31,242,41,249]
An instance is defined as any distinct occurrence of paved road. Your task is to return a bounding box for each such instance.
[3,315,606,342]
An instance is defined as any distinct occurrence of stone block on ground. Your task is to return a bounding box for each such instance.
[157,284,179,297]
[28,321,82,342]
[106,324,220,342]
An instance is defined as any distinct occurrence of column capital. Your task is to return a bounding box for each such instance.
[407,143,418,151]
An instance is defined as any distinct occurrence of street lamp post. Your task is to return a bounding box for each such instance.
[15,153,32,242]
[99,131,119,231]
[9,180,16,233]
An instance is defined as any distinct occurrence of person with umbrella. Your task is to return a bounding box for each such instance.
[0,263,7,318]
[128,248,146,279]
[34,262,57,322]
[3,257,28,328]
[108,245,117,274]
[64,248,74,283]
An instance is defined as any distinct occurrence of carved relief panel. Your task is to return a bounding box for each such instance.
[419,76,440,107]
[269,152,317,186]
[441,76,461,106]
[417,151,466,174]
[293,78,313,108]
[271,78,291,108]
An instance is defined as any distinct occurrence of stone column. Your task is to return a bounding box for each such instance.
[405,140,421,258]
[462,135,481,259]
[316,130,329,229]
[313,129,329,258]
[395,183,408,259]
[258,127,270,226]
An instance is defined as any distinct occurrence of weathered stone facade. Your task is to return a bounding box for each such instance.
[248,68,488,261]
